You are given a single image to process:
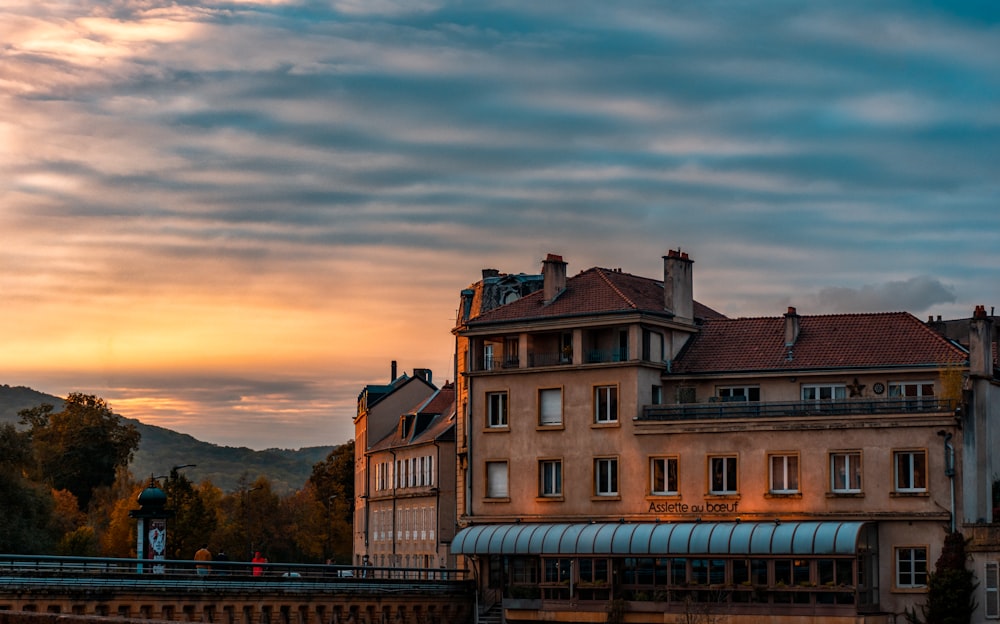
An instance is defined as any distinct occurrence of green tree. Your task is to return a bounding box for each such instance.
[307,440,355,562]
[907,531,977,624]
[162,470,219,560]
[20,393,141,510]
[0,423,58,553]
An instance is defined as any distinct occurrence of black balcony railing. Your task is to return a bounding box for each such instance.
[641,398,955,422]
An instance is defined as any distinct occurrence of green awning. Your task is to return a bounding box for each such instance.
[451,521,871,556]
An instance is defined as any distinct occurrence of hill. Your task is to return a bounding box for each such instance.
[0,385,335,494]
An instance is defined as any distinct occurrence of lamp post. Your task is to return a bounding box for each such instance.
[244,484,263,560]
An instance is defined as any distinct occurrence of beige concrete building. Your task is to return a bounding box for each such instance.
[364,382,458,572]
[451,251,1000,623]
[353,363,436,565]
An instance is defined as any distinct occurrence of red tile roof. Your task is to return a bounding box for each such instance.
[465,267,725,325]
[672,311,968,373]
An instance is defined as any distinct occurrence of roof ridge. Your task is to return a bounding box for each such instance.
[593,267,638,309]
[701,310,917,323]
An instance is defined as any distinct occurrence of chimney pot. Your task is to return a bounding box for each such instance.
[784,307,801,347]
[542,254,567,304]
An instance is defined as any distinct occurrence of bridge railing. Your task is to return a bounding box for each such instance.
[0,554,470,590]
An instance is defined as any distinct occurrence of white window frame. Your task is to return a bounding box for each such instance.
[889,381,935,408]
[985,561,999,619]
[539,459,563,497]
[830,451,862,493]
[709,455,738,495]
[594,457,619,497]
[594,385,619,423]
[894,449,927,493]
[485,461,509,499]
[718,386,760,402]
[487,391,508,428]
[802,384,847,401]
[650,456,679,495]
[539,388,563,427]
[895,546,928,588]
[769,453,799,493]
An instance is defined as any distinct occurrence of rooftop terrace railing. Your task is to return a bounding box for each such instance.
[640,397,956,422]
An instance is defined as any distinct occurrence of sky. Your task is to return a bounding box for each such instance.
[2,1,998,451]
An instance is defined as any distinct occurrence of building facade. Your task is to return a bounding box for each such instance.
[353,363,437,565]
[451,251,1000,623]
[364,383,458,572]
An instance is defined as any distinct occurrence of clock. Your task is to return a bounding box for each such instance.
[873,382,885,395]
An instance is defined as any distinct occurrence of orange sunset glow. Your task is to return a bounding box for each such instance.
[2,1,996,449]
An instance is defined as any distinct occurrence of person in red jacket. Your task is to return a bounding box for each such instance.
[252,551,267,577]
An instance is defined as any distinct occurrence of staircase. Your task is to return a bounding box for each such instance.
[477,601,502,624]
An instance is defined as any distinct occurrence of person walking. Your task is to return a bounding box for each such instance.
[194,544,212,575]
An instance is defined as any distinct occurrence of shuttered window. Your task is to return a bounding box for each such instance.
[486,461,509,498]
[539,388,563,426]
[986,562,999,619]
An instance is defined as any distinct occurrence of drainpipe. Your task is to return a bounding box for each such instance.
[938,430,956,532]
[390,448,398,567]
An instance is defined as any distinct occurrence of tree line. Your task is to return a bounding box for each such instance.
[0,393,354,564]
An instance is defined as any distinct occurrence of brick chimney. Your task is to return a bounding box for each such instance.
[391,360,397,381]
[969,305,993,379]
[784,307,801,347]
[663,249,693,322]
[542,254,567,304]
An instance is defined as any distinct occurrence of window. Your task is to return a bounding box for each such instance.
[486,461,509,498]
[718,386,760,402]
[651,385,663,405]
[595,457,619,497]
[802,384,847,401]
[483,343,494,371]
[889,381,935,408]
[709,456,738,494]
[831,452,862,493]
[986,562,999,619]
[769,454,799,493]
[650,457,679,495]
[487,391,508,428]
[594,385,618,423]
[539,388,563,426]
[889,381,934,398]
[539,460,562,497]
[896,547,928,588]
[894,450,927,492]
[503,336,519,368]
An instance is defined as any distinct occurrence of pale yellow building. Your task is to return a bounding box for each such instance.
[451,252,1000,624]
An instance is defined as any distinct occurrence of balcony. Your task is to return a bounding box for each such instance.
[640,398,956,422]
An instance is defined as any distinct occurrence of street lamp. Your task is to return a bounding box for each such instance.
[244,484,264,559]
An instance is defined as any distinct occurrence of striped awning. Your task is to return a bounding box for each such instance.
[451,521,870,556]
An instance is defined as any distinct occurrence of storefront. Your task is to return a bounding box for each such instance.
[452,521,880,622]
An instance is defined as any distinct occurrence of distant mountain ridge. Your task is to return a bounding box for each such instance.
[0,385,335,494]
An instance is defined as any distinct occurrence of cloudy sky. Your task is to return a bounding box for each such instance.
[2,0,998,451]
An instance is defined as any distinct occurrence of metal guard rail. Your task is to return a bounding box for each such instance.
[0,554,470,594]
[641,397,956,421]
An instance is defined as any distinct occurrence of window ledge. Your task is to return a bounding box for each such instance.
[483,427,510,433]
[765,492,802,499]
[827,491,865,498]
[536,425,565,431]
[483,497,511,503]
[536,496,564,503]
[890,491,930,498]
[591,495,622,502]
[591,421,621,429]
[705,493,741,500]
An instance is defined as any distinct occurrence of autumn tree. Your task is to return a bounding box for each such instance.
[162,469,220,560]
[307,440,355,563]
[0,423,59,553]
[20,393,141,510]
